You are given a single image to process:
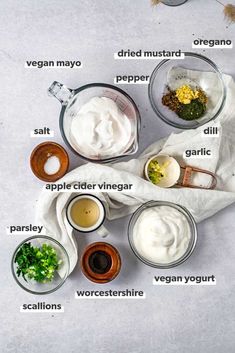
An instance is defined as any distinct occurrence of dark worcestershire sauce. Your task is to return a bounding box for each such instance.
[88,251,112,274]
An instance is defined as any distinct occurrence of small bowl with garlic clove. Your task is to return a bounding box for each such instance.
[144,154,180,188]
[30,141,69,182]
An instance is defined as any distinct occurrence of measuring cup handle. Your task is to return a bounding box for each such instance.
[97,225,109,238]
[48,81,74,105]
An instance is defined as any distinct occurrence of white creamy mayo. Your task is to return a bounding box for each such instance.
[69,97,132,158]
[133,206,191,264]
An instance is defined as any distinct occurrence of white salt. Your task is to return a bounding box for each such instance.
[44,155,61,175]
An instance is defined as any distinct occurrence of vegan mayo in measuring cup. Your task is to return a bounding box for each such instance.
[69,96,132,158]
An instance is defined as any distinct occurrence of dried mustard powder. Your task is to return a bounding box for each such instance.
[176,85,199,105]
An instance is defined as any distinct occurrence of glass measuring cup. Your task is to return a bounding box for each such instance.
[48,82,141,163]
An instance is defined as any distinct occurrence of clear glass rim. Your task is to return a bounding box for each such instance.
[128,201,197,269]
[148,52,227,129]
[11,235,70,295]
[161,0,188,6]
[59,83,141,163]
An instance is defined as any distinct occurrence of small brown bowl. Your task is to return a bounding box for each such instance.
[30,141,69,182]
[81,242,121,284]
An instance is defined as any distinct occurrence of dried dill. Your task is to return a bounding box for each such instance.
[178,99,206,121]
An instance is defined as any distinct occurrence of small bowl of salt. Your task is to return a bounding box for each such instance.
[30,141,69,182]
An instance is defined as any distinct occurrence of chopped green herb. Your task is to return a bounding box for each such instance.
[148,160,169,184]
[15,242,62,283]
[178,99,206,121]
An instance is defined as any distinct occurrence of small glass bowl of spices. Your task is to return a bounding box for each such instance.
[148,52,226,129]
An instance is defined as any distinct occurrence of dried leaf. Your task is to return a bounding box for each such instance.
[151,0,161,6]
[224,4,235,22]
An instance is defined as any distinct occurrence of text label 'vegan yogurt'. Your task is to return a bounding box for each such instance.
[133,206,191,264]
[69,97,133,158]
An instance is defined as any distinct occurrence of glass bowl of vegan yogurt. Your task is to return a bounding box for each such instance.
[48,82,141,163]
[128,201,197,268]
[148,52,226,129]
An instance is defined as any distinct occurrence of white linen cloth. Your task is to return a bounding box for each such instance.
[36,73,235,274]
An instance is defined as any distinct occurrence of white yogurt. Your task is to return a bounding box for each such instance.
[69,97,132,158]
[44,155,61,175]
[133,206,191,264]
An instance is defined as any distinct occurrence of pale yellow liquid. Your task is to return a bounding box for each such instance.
[70,198,100,228]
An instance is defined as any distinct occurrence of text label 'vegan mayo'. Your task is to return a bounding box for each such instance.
[133,206,191,264]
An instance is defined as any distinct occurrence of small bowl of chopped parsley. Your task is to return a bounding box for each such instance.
[11,236,70,294]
